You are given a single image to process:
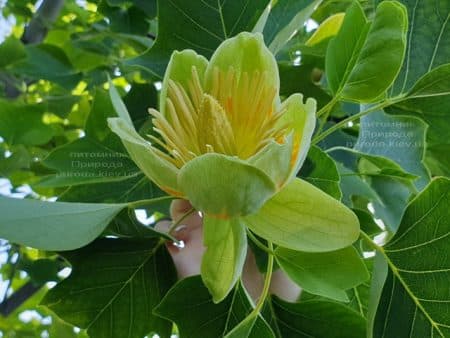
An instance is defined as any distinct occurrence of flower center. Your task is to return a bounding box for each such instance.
[148,66,286,168]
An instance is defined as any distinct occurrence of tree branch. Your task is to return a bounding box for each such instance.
[21,0,65,44]
[1,0,65,98]
[0,282,42,317]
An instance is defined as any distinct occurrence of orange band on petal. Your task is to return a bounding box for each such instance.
[161,186,185,198]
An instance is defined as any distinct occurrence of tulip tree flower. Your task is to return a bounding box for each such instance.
[108,32,360,303]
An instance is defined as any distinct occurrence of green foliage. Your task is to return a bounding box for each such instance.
[42,239,177,338]
[0,196,125,250]
[275,246,369,301]
[0,0,448,337]
[369,178,450,337]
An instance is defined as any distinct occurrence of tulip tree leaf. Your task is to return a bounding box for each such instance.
[39,136,139,187]
[0,100,54,146]
[0,36,27,68]
[275,246,369,302]
[264,296,367,338]
[201,216,247,303]
[0,197,125,251]
[370,177,450,337]
[347,257,373,318]
[299,145,342,200]
[154,276,274,338]
[126,0,269,78]
[384,0,450,95]
[40,90,140,187]
[326,1,408,102]
[355,109,430,190]
[12,44,81,89]
[244,177,360,252]
[60,174,164,204]
[330,148,417,232]
[262,0,322,54]
[388,64,450,177]
[42,239,177,338]
[305,12,345,46]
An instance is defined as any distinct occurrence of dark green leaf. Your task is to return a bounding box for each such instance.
[370,177,450,337]
[299,145,342,200]
[266,296,367,338]
[384,0,450,95]
[0,100,54,146]
[262,0,321,54]
[42,239,176,338]
[12,44,81,89]
[388,64,450,177]
[126,0,269,78]
[0,37,26,68]
[154,275,274,338]
[60,174,165,204]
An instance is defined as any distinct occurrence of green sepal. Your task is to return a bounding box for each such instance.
[108,117,181,195]
[201,216,247,303]
[178,153,276,217]
[244,177,360,252]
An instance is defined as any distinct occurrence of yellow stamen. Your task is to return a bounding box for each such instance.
[149,65,287,168]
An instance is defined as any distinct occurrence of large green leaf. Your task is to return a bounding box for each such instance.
[381,0,450,175]
[39,136,139,187]
[275,246,369,302]
[262,0,322,54]
[299,145,342,200]
[0,197,125,251]
[60,174,164,203]
[11,44,81,89]
[326,1,407,102]
[201,216,247,303]
[384,0,450,95]
[336,163,380,207]
[388,64,450,176]
[330,148,417,232]
[42,239,176,338]
[370,177,450,337]
[244,177,360,252]
[0,100,54,146]
[355,109,430,190]
[264,296,366,338]
[154,276,274,338]
[0,36,26,68]
[39,90,140,187]
[126,0,269,78]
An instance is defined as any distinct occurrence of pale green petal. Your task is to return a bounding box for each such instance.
[248,136,293,190]
[201,216,247,303]
[178,153,276,217]
[244,177,360,252]
[160,50,208,116]
[278,93,316,181]
[108,117,181,196]
[204,32,279,96]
